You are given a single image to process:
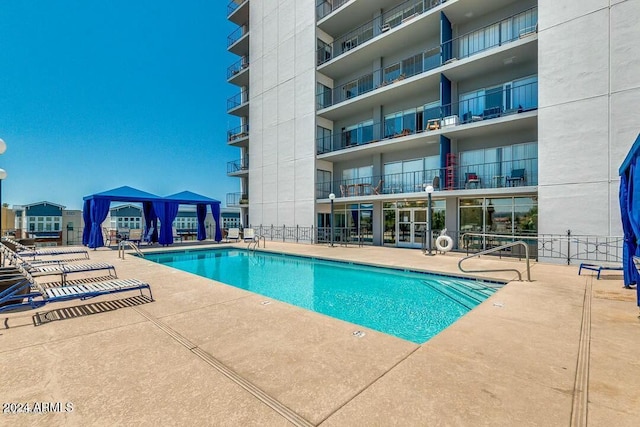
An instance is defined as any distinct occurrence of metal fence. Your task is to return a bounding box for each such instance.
[248,226,624,266]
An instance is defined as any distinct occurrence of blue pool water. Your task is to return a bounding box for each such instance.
[144,249,503,344]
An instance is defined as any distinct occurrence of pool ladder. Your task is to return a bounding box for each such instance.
[248,235,265,251]
[458,236,531,281]
[118,240,144,259]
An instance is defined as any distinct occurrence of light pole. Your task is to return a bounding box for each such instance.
[0,138,6,239]
[425,184,434,255]
[329,193,335,247]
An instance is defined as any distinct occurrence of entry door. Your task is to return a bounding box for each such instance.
[397,208,427,248]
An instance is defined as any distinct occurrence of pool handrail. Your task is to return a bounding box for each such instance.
[458,237,531,281]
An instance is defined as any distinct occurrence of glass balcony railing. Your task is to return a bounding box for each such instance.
[227,158,249,174]
[227,89,249,111]
[317,7,538,109]
[317,47,440,109]
[317,80,538,154]
[227,192,248,207]
[227,56,249,79]
[227,0,246,17]
[317,0,446,66]
[316,158,538,199]
[227,123,249,142]
[316,0,350,21]
[227,26,246,48]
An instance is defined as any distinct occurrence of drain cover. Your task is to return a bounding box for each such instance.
[352,330,366,338]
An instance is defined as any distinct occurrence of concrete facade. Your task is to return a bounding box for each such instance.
[226,0,640,249]
[538,0,640,235]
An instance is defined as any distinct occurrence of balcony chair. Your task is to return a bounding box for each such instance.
[464,172,481,189]
[506,168,526,186]
[372,180,384,195]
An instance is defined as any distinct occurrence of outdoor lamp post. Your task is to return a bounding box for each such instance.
[329,192,335,247]
[425,184,434,255]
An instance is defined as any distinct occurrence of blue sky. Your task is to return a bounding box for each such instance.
[0,1,239,210]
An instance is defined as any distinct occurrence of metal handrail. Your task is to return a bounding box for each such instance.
[248,235,265,251]
[458,237,531,281]
[118,240,144,259]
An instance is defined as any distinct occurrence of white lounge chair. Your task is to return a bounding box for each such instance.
[226,228,240,242]
[243,228,256,242]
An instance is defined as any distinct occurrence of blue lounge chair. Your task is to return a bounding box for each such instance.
[0,263,152,314]
[1,245,116,284]
[2,237,89,259]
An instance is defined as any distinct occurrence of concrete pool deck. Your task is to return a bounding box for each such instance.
[1,242,639,426]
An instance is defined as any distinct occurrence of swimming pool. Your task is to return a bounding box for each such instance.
[144,248,503,344]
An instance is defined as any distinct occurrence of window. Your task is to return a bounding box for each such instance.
[317,38,332,64]
[341,120,374,147]
[343,166,373,182]
[317,126,332,153]
[316,169,332,199]
[316,83,332,109]
[402,54,423,78]
[384,63,401,83]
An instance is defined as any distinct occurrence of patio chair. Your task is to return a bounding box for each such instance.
[464,172,481,189]
[226,228,240,242]
[1,237,89,260]
[127,229,143,245]
[1,244,117,285]
[372,180,384,195]
[506,168,526,186]
[141,227,155,245]
[0,263,152,314]
[243,228,256,242]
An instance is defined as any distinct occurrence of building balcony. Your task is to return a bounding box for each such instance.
[227,124,249,147]
[227,25,249,56]
[317,81,538,156]
[227,89,249,117]
[227,192,249,208]
[317,5,537,83]
[316,0,350,22]
[317,8,537,117]
[227,56,249,86]
[317,0,445,68]
[316,158,538,200]
[227,0,249,26]
[227,158,249,176]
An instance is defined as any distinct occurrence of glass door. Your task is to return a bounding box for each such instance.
[397,208,427,248]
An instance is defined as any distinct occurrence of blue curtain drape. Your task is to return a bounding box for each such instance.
[82,199,91,246]
[211,202,222,242]
[619,137,640,306]
[142,202,158,243]
[153,201,180,245]
[196,204,207,240]
[88,198,111,248]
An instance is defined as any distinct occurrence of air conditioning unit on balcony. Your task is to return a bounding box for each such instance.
[381,23,391,32]
[442,115,459,127]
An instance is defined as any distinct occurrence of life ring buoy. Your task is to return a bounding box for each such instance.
[435,235,453,252]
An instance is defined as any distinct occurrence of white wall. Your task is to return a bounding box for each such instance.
[538,0,640,236]
[248,0,317,227]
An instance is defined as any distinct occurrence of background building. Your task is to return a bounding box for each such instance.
[225,0,638,250]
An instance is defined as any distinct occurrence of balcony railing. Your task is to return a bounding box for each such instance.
[317,0,446,66]
[317,6,538,105]
[227,26,246,48]
[316,158,538,199]
[227,192,248,207]
[317,81,537,154]
[227,123,249,142]
[227,158,249,174]
[227,0,246,17]
[316,0,350,21]
[317,47,441,108]
[227,56,249,79]
[227,89,249,111]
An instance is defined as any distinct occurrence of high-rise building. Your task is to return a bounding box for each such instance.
[225,0,640,249]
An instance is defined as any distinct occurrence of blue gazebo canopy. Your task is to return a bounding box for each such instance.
[619,134,640,306]
[82,186,222,248]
